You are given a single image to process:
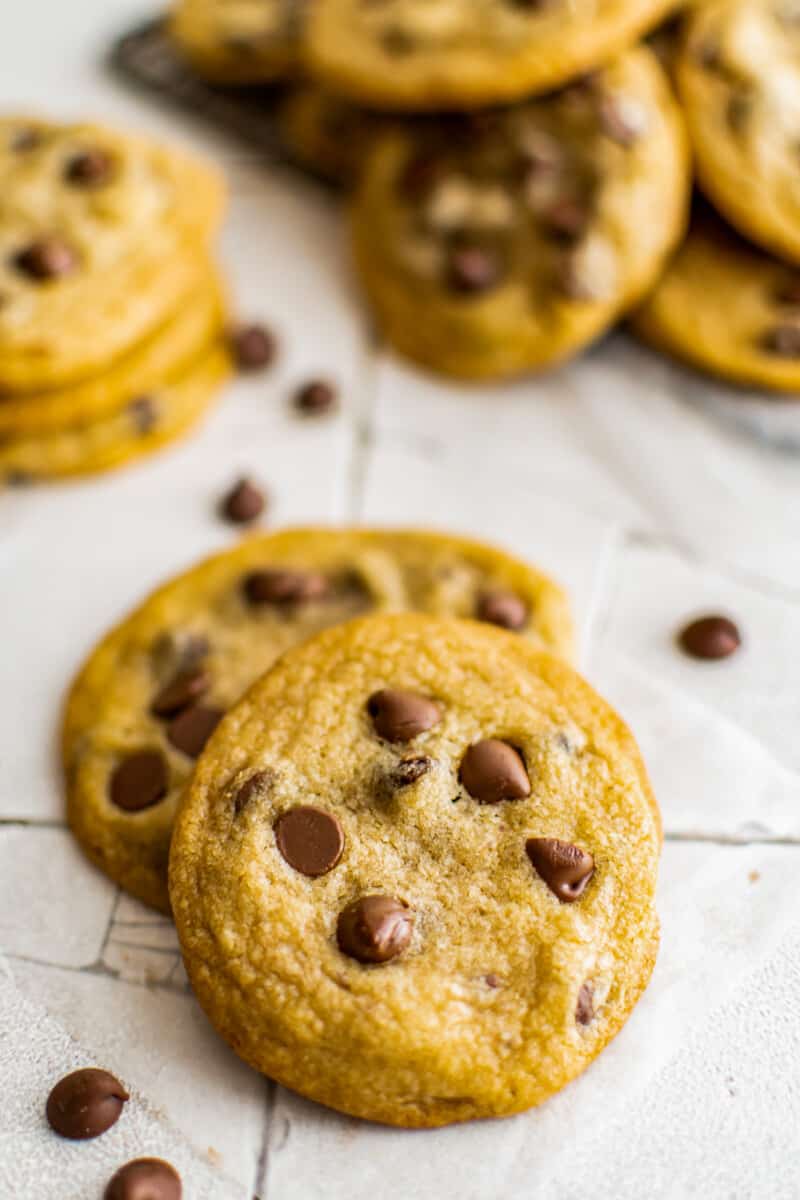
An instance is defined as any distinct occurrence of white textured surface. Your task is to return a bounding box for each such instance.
[2,3,800,1197]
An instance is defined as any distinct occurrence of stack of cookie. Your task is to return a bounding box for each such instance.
[64,526,662,1125]
[168,0,691,380]
[0,116,231,484]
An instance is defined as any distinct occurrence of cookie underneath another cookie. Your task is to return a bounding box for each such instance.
[170,0,302,82]
[632,208,800,392]
[170,613,661,1127]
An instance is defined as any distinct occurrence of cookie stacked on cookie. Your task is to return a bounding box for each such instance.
[168,0,690,380]
[0,116,230,483]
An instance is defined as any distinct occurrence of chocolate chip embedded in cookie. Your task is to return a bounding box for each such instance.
[169,612,661,1127]
[352,47,689,380]
[64,527,573,913]
[170,0,304,83]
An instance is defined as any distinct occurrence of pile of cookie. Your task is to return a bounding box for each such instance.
[166,0,800,394]
[63,527,662,1126]
[0,116,233,483]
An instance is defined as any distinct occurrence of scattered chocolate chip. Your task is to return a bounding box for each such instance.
[233,770,273,816]
[220,477,266,525]
[14,237,78,281]
[337,895,413,963]
[445,244,502,295]
[65,148,114,187]
[476,590,528,631]
[46,1069,128,1140]
[166,705,224,758]
[761,323,800,357]
[460,739,530,804]
[575,981,595,1025]
[109,750,168,813]
[128,395,157,434]
[598,94,648,145]
[151,667,210,718]
[104,1158,182,1200]
[678,615,741,660]
[275,806,345,877]
[367,688,442,742]
[294,379,337,416]
[243,567,329,606]
[230,324,277,371]
[392,755,433,787]
[525,837,594,902]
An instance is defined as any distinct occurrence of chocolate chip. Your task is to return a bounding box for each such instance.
[128,395,157,434]
[398,151,442,201]
[476,590,528,631]
[773,277,800,306]
[392,755,433,787]
[109,751,168,813]
[14,237,78,281]
[678,615,741,660]
[220,477,265,525]
[294,379,337,416]
[337,895,413,963]
[382,26,415,54]
[761,323,800,357]
[367,689,442,742]
[243,568,330,606]
[151,668,210,718]
[233,770,273,816]
[576,981,595,1025]
[541,197,590,240]
[230,324,277,371]
[446,245,502,295]
[104,1158,182,1200]
[6,469,34,487]
[166,705,223,758]
[11,126,41,151]
[275,806,345,877]
[65,149,114,187]
[46,1069,128,1140]
[485,973,503,988]
[525,837,594,902]
[460,740,530,804]
[726,92,751,131]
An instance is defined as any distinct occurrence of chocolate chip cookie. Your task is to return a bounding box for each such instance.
[276,85,395,186]
[64,528,573,913]
[170,0,303,82]
[677,0,800,265]
[632,206,800,391]
[0,117,225,393]
[169,613,661,1127]
[351,48,689,379]
[305,0,680,111]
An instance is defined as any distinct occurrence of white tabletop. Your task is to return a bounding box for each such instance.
[2,5,800,1197]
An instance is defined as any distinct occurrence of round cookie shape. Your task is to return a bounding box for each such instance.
[677,0,800,265]
[631,208,800,392]
[64,528,574,913]
[169,613,661,1127]
[170,0,303,83]
[304,0,681,111]
[0,117,225,393]
[351,48,689,380]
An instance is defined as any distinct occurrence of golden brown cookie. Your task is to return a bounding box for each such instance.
[677,0,800,264]
[304,0,680,111]
[170,0,303,82]
[169,613,661,1127]
[63,529,573,913]
[632,207,800,392]
[277,84,393,186]
[351,48,689,379]
[0,117,225,393]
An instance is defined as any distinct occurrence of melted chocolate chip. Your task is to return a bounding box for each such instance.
[774,277,800,306]
[14,237,78,281]
[678,615,741,660]
[460,740,530,804]
[525,837,594,902]
[476,590,528,631]
[151,668,210,718]
[446,245,502,295]
[541,196,590,240]
[294,379,338,416]
[104,1158,182,1200]
[46,1069,128,1140]
[128,396,157,434]
[275,806,344,876]
[398,151,442,201]
[230,324,278,371]
[109,751,168,813]
[576,981,595,1025]
[65,149,114,187]
[166,705,223,758]
[382,26,416,54]
[233,770,273,816]
[367,689,442,742]
[761,323,800,357]
[337,895,413,963]
[392,755,433,787]
[220,477,265,525]
[243,568,330,606]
